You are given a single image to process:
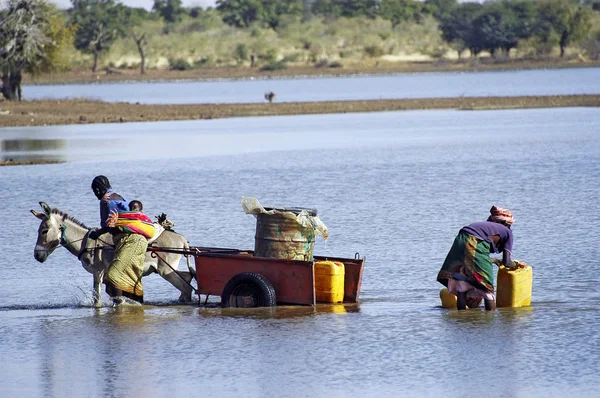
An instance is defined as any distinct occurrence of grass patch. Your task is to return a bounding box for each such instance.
[260,61,287,71]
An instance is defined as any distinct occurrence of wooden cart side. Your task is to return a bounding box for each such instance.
[195,253,316,306]
[314,255,365,303]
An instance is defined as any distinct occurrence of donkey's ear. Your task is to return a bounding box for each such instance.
[39,202,51,216]
[31,209,46,220]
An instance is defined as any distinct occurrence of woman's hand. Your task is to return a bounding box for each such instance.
[89,228,101,240]
[491,258,503,267]
[513,260,528,269]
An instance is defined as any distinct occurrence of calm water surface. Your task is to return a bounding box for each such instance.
[23,67,600,104]
[1,108,600,397]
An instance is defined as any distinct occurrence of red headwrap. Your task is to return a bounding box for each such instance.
[487,206,515,225]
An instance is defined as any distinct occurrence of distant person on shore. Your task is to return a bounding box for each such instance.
[437,206,516,311]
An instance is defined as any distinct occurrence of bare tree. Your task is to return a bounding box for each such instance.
[132,31,147,75]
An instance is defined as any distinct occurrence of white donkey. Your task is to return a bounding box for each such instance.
[31,202,196,306]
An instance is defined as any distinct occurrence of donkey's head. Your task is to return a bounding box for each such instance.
[31,202,62,263]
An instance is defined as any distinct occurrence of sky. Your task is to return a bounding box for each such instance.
[50,0,218,10]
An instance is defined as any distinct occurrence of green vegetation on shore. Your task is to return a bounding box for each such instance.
[1,0,600,100]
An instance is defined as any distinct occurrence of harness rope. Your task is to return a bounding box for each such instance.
[60,223,114,260]
[150,250,198,294]
[60,223,198,295]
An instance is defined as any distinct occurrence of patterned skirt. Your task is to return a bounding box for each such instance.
[437,230,495,295]
[105,233,148,297]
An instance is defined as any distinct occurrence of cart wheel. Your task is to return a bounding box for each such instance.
[221,272,276,308]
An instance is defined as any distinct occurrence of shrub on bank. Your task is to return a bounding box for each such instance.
[260,61,287,71]
[169,58,193,70]
[234,43,249,64]
[364,45,385,58]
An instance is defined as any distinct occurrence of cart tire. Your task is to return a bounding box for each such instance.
[221,272,276,308]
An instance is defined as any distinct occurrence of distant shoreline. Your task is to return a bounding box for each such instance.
[0,159,65,167]
[1,95,599,131]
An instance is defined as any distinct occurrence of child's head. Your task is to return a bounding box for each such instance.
[129,200,143,211]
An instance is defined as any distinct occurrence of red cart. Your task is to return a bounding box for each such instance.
[183,246,364,307]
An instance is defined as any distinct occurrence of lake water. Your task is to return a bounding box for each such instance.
[1,107,600,397]
[24,67,600,104]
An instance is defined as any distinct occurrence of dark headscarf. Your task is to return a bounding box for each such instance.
[91,175,111,199]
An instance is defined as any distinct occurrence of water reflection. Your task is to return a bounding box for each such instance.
[0,138,66,163]
[197,303,359,319]
[442,308,496,325]
[93,307,154,397]
[1,138,65,152]
[440,304,534,325]
[38,306,180,397]
[496,306,535,323]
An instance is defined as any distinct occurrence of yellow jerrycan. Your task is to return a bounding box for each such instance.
[440,287,458,309]
[314,261,345,303]
[496,263,533,308]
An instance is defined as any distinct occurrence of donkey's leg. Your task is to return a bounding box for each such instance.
[92,270,104,307]
[155,254,194,303]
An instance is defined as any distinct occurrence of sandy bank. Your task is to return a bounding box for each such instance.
[0,159,65,167]
[0,95,599,128]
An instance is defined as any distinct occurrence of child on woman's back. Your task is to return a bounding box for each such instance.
[129,200,143,211]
